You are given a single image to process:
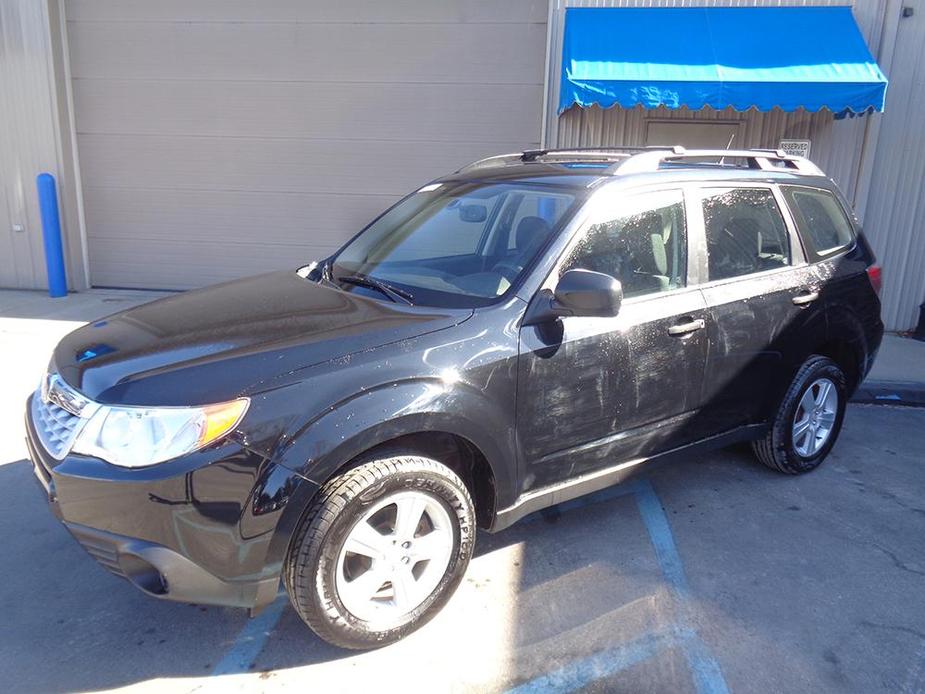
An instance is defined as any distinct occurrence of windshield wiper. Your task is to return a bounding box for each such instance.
[336,274,414,305]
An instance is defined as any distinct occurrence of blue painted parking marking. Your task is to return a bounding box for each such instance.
[635,479,729,694]
[506,627,691,694]
[209,478,728,693]
[210,592,288,677]
[513,478,729,694]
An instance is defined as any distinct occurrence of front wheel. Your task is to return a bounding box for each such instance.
[752,355,848,474]
[284,455,475,649]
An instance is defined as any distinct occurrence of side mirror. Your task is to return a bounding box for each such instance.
[554,269,623,317]
[524,269,623,325]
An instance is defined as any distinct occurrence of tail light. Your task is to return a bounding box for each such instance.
[866,265,882,296]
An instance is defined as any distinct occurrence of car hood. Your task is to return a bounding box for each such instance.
[54,271,471,406]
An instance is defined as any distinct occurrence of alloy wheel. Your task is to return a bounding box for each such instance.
[792,377,838,457]
[335,491,454,629]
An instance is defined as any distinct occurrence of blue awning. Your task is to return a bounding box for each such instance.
[559,6,888,115]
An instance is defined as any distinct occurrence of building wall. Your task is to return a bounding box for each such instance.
[558,104,854,182]
[3,0,920,329]
[0,0,86,290]
[64,0,548,289]
[862,1,925,332]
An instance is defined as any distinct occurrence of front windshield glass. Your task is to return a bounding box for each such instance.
[330,181,579,308]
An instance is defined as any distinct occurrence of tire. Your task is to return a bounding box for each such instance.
[752,355,848,474]
[284,454,475,649]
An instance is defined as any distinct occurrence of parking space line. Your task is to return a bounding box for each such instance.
[513,479,729,694]
[634,481,690,599]
[633,479,729,694]
[205,479,728,693]
[505,627,688,693]
[209,592,289,677]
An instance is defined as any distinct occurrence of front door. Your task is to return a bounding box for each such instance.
[516,187,709,494]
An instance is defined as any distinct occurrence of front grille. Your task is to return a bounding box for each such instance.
[30,388,84,459]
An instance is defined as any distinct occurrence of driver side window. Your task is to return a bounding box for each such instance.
[561,189,687,299]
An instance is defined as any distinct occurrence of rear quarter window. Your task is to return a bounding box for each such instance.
[782,186,856,261]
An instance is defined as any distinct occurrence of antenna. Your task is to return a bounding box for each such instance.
[720,132,736,166]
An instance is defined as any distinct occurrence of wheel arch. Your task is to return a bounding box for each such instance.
[261,426,500,596]
[818,307,872,394]
[330,431,499,530]
[264,377,516,570]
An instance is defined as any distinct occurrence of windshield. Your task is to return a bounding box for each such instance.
[329,181,579,308]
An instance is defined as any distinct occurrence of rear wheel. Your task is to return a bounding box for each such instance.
[284,455,475,649]
[752,355,847,474]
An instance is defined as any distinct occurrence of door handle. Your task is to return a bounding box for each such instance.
[668,318,705,336]
[792,291,820,306]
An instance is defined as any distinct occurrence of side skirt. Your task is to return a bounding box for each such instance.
[489,423,768,532]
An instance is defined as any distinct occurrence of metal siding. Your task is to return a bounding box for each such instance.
[65,0,548,289]
[558,105,856,191]
[65,1,549,23]
[863,3,925,331]
[0,0,62,289]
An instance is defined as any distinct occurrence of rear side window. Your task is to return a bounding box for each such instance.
[782,186,856,259]
[701,188,791,281]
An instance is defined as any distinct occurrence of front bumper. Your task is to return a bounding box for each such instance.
[24,394,307,611]
[62,522,278,609]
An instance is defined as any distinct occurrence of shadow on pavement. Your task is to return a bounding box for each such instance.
[4,406,925,693]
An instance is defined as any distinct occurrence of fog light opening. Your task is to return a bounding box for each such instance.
[119,555,168,596]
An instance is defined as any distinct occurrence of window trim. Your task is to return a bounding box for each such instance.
[779,184,859,262]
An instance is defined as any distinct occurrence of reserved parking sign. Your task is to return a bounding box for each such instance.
[780,139,811,158]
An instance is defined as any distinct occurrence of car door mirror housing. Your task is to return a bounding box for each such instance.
[524,269,623,325]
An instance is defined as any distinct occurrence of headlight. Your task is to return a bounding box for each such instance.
[72,398,249,468]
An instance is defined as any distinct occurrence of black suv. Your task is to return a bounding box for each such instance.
[26,148,883,649]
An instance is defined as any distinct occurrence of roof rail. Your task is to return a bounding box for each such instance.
[518,146,684,162]
[456,146,685,173]
[610,147,824,176]
[456,152,524,173]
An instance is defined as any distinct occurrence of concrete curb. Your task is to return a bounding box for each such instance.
[852,381,925,408]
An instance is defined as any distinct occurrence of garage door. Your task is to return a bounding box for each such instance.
[65,0,547,289]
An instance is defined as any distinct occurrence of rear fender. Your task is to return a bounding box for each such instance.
[824,304,877,391]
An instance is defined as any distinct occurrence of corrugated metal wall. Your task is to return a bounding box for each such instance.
[558,104,847,175]
[0,0,69,289]
[863,1,925,331]
[64,0,548,289]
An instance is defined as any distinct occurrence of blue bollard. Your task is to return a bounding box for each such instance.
[36,173,68,298]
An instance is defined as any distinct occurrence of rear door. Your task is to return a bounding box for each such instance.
[780,184,882,353]
[516,186,710,492]
[695,184,827,433]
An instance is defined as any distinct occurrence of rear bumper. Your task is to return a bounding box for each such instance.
[24,393,313,611]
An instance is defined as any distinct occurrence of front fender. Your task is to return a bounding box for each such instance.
[272,377,517,509]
